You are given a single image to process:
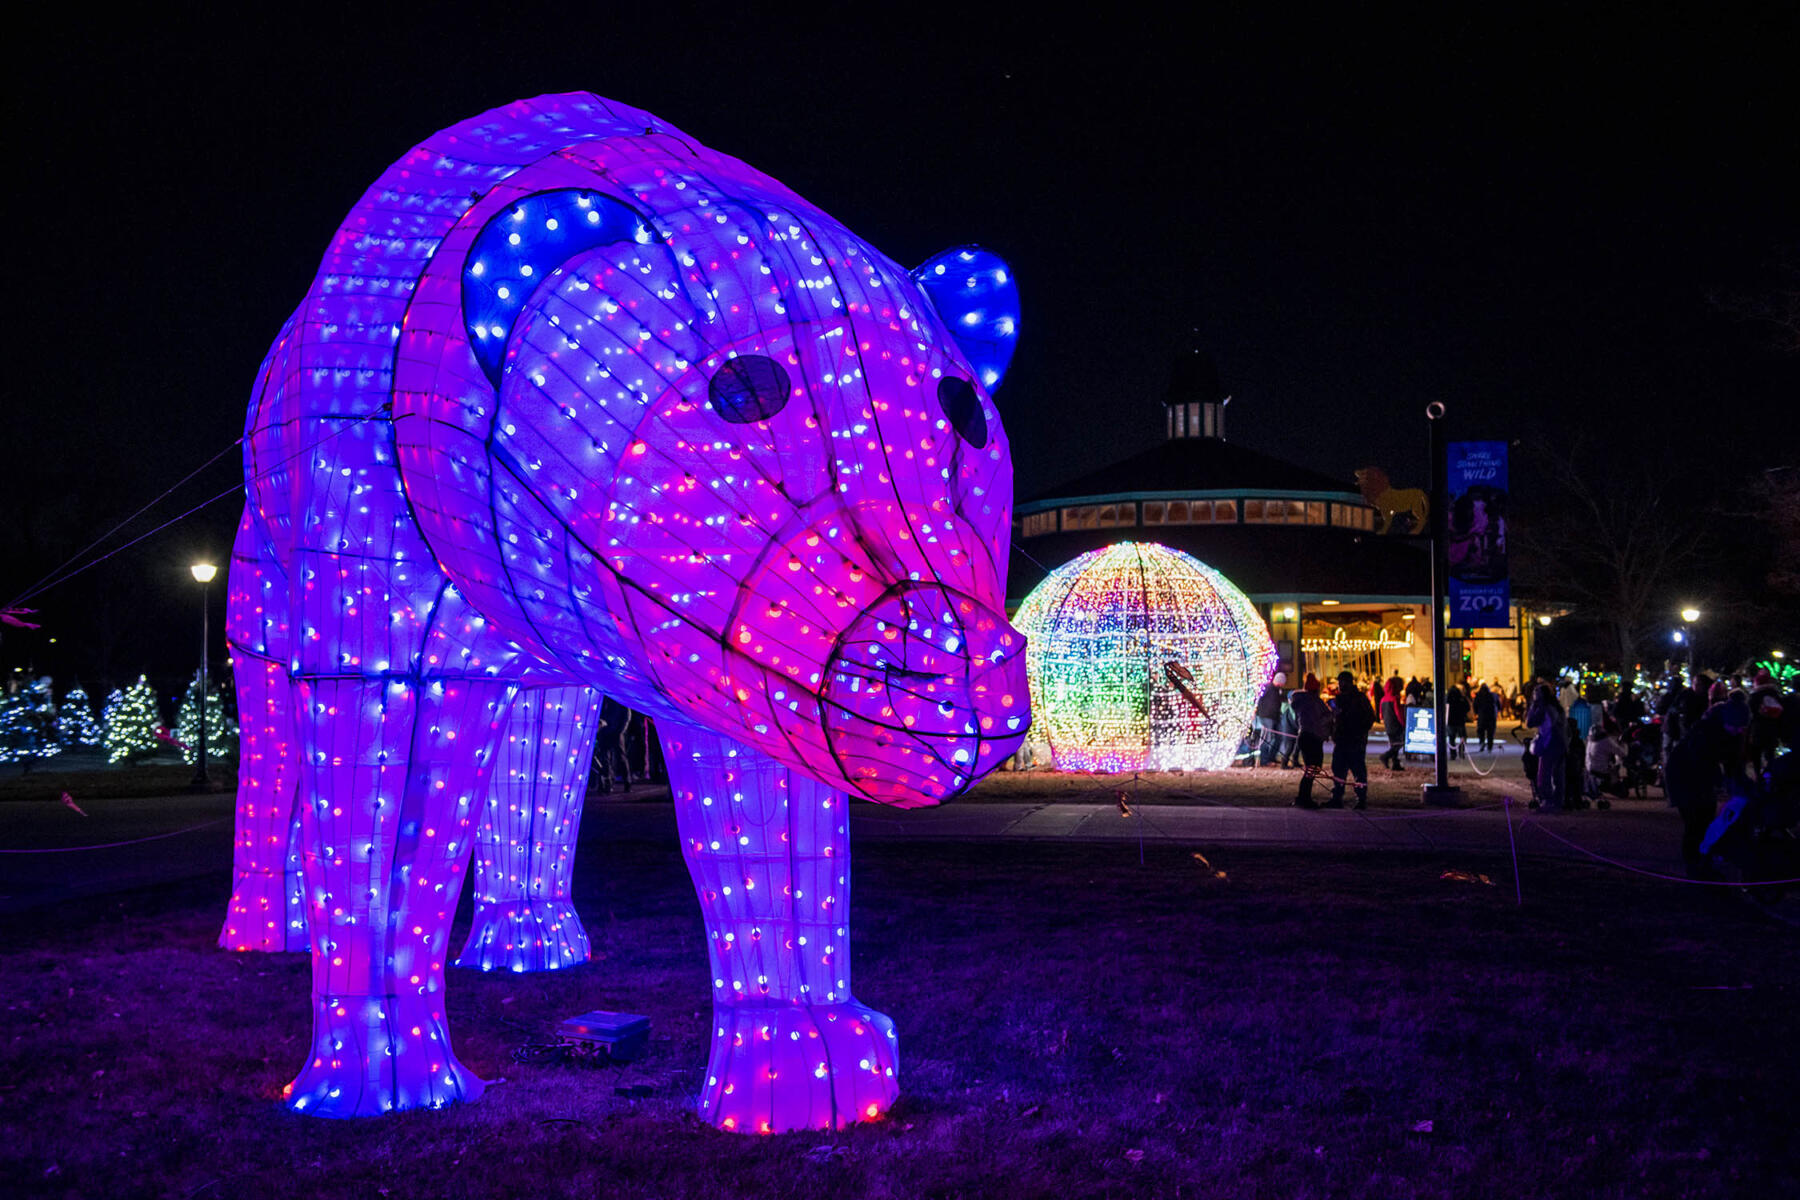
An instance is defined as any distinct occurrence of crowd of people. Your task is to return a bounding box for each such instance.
[1254,663,1800,879]
[1256,672,1527,772]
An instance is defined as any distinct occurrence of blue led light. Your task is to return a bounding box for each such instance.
[463,190,649,384]
[911,246,1020,393]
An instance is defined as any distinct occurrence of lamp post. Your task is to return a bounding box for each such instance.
[1679,606,1700,683]
[1422,401,1462,807]
[189,562,217,791]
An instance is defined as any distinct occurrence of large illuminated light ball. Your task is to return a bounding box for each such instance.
[1013,543,1277,772]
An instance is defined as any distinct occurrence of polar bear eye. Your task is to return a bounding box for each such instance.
[937,376,988,449]
[708,354,791,424]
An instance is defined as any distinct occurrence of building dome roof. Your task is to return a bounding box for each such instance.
[1021,436,1359,508]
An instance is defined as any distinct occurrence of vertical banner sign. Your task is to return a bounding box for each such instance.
[1446,441,1510,628]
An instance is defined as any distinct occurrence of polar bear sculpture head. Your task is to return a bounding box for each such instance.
[388,95,1027,805]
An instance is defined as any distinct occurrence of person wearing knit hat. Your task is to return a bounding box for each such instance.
[1254,672,1288,766]
[1325,670,1375,809]
[1289,672,1334,807]
[1272,671,1301,768]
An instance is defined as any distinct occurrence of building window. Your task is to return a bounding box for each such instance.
[1246,498,1330,525]
[1098,503,1135,528]
[1331,503,1375,531]
[1022,511,1057,538]
[1062,504,1138,530]
[1062,505,1098,531]
[1147,499,1219,525]
[1212,499,1237,523]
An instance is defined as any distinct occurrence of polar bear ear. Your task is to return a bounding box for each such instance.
[462,189,655,386]
[911,246,1020,393]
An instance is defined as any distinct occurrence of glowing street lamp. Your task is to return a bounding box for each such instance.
[189,562,217,791]
[1680,606,1701,625]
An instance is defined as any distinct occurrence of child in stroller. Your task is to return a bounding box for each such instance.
[1584,722,1628,808]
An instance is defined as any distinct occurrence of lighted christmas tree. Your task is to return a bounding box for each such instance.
[103,676,164,764]
[175,671,235,765]
[0,678,61,768]
[57,685,102,749]
[0,689,26,765]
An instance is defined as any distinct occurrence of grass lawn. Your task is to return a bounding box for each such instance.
[0,758,236,805]
[961,759,1537,809]
[2,836,1793,1199]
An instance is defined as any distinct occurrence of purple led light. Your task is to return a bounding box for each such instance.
[226,93,1027,1128]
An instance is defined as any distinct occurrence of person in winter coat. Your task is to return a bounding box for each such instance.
[1526,684,1567,811]
[1664,697,1750,878]
[1255,673,1288,766]
[1378,677,1407,771]
[597,696,634,792]
[1586,723,1626,803]
[1472,682,1499,752]
[1290,673,1334,809]
[1445,682,1471,758]
[1747,670,1785,771]
[1565,722,1589,806]
[1327,670,1376,809]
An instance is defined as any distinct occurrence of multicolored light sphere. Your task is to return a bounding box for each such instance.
[1013,543,1277,772]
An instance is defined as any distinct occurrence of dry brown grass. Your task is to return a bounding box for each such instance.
[2,834,1793,1199]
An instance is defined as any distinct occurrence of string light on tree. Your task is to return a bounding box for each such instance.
[0,678,61,767]
[102,676,163,765]
[1013,543,1277,773]
[57,685,102,749]
[176,671,235,765]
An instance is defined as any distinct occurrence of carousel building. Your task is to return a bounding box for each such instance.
[1007,352,1540,692]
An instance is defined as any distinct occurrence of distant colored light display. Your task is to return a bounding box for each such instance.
[224,91,1026,1131]
[1013,543,1276,772]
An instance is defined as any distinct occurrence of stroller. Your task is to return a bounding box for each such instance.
[1622,725,1661,799]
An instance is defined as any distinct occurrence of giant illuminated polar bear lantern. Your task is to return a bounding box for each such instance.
[217,93,1027,1132]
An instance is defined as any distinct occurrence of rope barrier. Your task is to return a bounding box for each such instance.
[1503,795,1523,906]
[9,410,390,608]
[1517,817,1800,889]
[1464,748,1505,777]
[5,440,244,610]
[0,817,229,854]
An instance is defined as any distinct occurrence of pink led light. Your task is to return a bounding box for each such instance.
[227,93,1026,1127]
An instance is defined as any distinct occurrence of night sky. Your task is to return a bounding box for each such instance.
[6,8,1797,688]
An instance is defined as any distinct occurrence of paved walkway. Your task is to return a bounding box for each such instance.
[0,784,1688,913]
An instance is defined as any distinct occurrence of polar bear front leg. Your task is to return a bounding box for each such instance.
[661,723,898,1134]
[285,676,517,1117]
